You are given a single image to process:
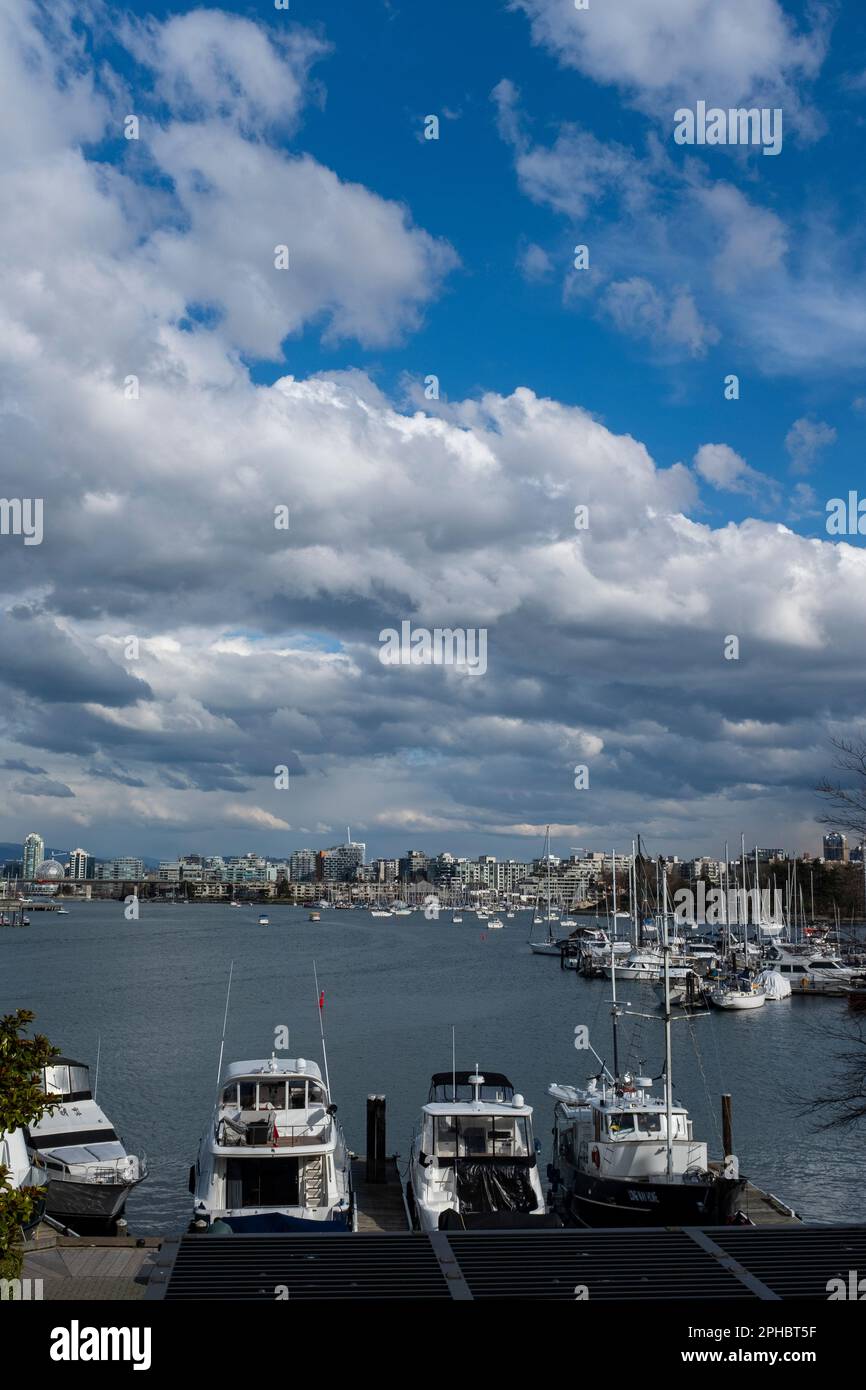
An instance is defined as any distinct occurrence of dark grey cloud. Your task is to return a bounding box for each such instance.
[11,776,75,799]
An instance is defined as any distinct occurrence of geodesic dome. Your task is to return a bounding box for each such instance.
[35,858,65,882]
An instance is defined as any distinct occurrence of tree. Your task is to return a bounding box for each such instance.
[0,1010,58,1277]
[816,737,866,849]
[806,1019,866,1130]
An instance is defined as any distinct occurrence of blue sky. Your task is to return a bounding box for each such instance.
[2,0,866,864]
[83,0,866,532]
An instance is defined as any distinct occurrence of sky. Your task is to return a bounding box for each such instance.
[2,0,866,865]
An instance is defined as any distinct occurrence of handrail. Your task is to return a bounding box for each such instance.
[62,1154,147,1184]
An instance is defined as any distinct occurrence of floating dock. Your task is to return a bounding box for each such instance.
[144,1224,866,1301]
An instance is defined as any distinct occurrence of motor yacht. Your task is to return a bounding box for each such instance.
[407,1068,549,1231]
[25,1057,147,1224]
[190,1054,354,1233]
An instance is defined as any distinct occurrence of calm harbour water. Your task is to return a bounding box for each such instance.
[1,901,862,1233]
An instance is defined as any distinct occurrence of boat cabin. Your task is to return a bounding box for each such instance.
[420,1072,535,1164]
[214,1057,333,1151]
[40,1058,93,1103]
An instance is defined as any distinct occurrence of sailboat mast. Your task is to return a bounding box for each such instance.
[610,923,620,1082]
[662,868,674,1181]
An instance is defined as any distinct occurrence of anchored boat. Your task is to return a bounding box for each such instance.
[25,1057,147,1224]
[407,1067,551,1231]
[0,1126,47,1234]
[190,1054,354,1233]
[548,871,746,1227]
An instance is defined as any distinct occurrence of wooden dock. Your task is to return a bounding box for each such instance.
[22,1232,161,1301]
[352,1155,410,1231]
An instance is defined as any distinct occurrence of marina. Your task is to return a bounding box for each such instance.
[2,898,863,1246]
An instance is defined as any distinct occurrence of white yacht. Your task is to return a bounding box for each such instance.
[765,943,860,996]
[26,1057,147,1223]
[407,1068,549,1231]
[603,947,678,981]
[708,977,766,1010]
[189,1054,354,1233]
[0,1127,47,1234]
[258,913,269,926]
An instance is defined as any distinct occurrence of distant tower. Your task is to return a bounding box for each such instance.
[22,832,44,881]
[823,832,849,862]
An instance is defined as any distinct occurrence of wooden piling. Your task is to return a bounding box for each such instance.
[366,1094,386,1184]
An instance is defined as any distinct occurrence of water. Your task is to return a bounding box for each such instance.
[1,902,862,1232]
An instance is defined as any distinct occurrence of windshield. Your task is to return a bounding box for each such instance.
[434,1115,530,1158]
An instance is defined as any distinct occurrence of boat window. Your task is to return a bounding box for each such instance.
[68,1066,90,1096]
[434,1116,530,1158]
[635,1113,663,1135]
[258,1081,286,1109]
[289,1083,307,1109]
[608,1113,636,1137]
[221,1084,239,1107]
[43,1066,70,1097]
[308,1083,326,1106]
[238,1083,256,1109]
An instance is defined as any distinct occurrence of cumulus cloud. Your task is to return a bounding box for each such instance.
[0,0,859,861]
[693,443,778,501]
[509,0,829,119]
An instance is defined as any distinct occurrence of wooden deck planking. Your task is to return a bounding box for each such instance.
[352,1156,410,1231]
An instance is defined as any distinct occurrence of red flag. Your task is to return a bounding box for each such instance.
[318,990,324,1011]
[271,1119,279,1144]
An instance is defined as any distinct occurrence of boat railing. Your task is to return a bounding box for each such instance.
[67,1154,147,1185]
[215,1116,332,1148]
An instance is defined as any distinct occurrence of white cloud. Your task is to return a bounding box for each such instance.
[785,416,837,474]
[693,443,777,500]
[124,9,327,133]
[509,0,829,115]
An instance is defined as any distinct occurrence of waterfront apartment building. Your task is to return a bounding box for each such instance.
[68,848,95,880]
[399,849,429,881]
[101,857,146,881]
[289,848,317,882]
[368,858,398,882]
[319,840,365,882]
[22,832,45,881]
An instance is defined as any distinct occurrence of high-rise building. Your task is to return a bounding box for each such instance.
[320,840,366,882]
[22,832,44,881]
[823,832,849,862]
[290,849,318,882]
[68,848,94,879]
[399,850,429,881]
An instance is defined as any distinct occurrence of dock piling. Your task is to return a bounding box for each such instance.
[366,1094,386,1184]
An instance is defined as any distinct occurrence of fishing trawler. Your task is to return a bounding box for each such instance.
[25,1057,147,1223]
[407,1067,550,1231]
[189,1054,354,1232]
[548,874,747,1227]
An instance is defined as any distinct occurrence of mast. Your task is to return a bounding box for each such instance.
[547,825,553,941]
[611,848,617,943]
[216,961,234,1085]
[662,868,674,1181]
[313,960,331,1097]
[741,833,748,945]
[631,839,638,948]
[610,918,620,1082]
